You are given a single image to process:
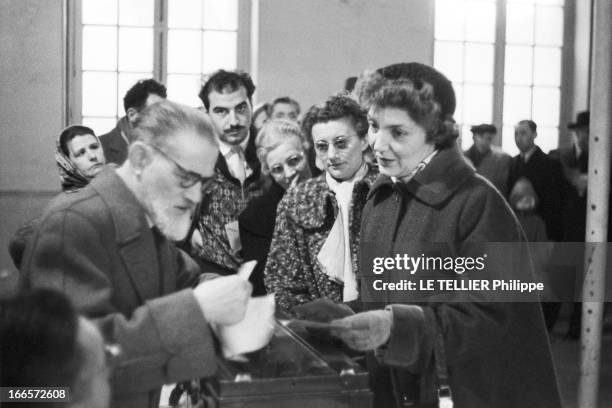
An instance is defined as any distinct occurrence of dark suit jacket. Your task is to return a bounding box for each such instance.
[20,168,217,408]
[238,178,286,296]
[100,117,129,165]
[507,146,567,241]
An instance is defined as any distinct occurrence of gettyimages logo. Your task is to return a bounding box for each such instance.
[371,253,487,275]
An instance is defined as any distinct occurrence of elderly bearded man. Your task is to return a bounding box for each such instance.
[20,101,252,408]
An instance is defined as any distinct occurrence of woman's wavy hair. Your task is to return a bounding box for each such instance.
[255,119,310,174]
[301,93,369,142]
[355,68,458,149]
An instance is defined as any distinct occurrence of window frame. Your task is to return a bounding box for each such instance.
[66,0,251,126]
[434,0,575,152]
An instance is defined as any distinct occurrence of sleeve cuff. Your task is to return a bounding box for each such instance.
[147,289,218,381]
[382,304,434,374]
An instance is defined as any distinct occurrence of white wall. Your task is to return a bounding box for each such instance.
[0,0,64,192]
[0,0,63,271]
[256,0,434,109]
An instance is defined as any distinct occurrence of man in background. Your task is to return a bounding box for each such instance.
[100,78,167,165]
[508,119,566,242]
[270,96,301,122]
[464,123,511,195]
[191,70,265,276]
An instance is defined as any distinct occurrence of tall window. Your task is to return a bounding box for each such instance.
[434,0,565,155]
[76,0,241,134]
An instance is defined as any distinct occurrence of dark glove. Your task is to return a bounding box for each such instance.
[292,298,355,322]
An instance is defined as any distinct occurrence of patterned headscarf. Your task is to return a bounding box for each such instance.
[55,127,103,193]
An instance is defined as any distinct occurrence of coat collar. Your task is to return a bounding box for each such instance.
[288,164,378,229]
[89,168,161,302]
[368,146,475,206]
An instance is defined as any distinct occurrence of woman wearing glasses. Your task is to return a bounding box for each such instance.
[264,94,377,313]
[238,120,313,295]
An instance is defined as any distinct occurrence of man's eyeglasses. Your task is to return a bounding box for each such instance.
[147,143,213,189]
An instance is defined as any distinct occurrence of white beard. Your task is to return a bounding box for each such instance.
[147,199,192,242]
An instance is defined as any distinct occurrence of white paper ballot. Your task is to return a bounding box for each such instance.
[217,294,276,358]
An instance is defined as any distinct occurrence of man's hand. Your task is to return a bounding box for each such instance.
[193,275,252,325]
[330,310,393,351]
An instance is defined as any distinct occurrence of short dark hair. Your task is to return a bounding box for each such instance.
[0,289,83,408]
[302,94,369,141]
[470,123,497,135]
[58,125,96,157]
[272,97,301,115]
[518,119,537,132]
[198,70,256,110]
[123,78,167,113]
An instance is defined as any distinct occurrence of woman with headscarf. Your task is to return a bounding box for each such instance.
[327,63,561,407]
[263,94,377,314]
[239,120,313,295]
[9,125,106,268]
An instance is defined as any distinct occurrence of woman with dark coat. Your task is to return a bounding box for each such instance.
[239,120,313,295]
[329,63,561,407]
[264,95,377,313]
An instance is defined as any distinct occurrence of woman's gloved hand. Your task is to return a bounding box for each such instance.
[292,298,355,322]
[330,310,393,351]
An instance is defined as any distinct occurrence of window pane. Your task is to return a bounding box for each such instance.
[464,43,494,84]
[538,0,564,6]
[119,0,154,27]
[434,41,464,83]
[117,73,153,116]
[168,30,202,74]
[82,26,117,71]
[536,126,559,153]
[202,31,237,74]
[535,6,563,46]
[463,84,492,124]
[460,124,473,151]
[504,45,533,85]
[533,46,561,86]
[532,87,560,126]
[168,0,202,29]
[118,28,153,72]
[503,86,532,125]
[435,0,465,41]
[166,74,203,107]
[502,125,519,157]
[453,83,464,123]
[82,0,117,25]
[82,117,118,136]
[82,71,117,116]
[506,3,535,44]
[465,0,496,42]
[204,0,238,30]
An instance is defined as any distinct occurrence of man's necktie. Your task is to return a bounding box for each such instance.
[225,146,246,183]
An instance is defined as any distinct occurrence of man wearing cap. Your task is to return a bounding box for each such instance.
[464,123,512,195]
